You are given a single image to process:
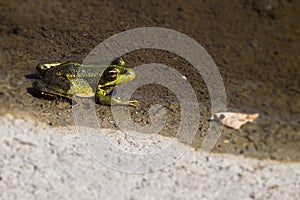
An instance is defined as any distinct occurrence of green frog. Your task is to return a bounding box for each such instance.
[33,58,138,106]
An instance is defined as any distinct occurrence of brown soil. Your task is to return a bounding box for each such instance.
[0,0,299,162]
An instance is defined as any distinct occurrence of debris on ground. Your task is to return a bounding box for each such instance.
[212,112,259,129]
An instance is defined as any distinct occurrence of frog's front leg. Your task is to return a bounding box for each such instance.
[95,90,138,107]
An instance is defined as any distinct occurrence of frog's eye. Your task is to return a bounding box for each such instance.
[107,68,119,79]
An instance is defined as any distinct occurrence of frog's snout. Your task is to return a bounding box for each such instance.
[127,68,136,78]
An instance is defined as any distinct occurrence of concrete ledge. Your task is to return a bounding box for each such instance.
[0,114,299,200]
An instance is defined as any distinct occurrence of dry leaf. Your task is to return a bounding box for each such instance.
[212,112,259,129]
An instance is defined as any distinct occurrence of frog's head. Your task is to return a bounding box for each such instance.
[98,65,136,88]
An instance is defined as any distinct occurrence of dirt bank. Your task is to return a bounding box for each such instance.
[0,0,299,161]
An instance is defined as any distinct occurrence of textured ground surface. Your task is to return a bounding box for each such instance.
[1,0,299,161]
[0,114,299,200]
[0,0,299,199]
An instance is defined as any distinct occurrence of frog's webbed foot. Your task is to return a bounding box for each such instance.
[111,98,138,107]
[96,94,138,107]
[127,100,138,107]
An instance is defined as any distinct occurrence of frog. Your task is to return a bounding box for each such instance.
[33,58,138,106]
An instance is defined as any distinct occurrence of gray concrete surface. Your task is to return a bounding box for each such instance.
[0,114,299,200]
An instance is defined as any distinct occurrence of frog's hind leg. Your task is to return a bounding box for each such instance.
[32,80,72,101]
[36,62,64,75]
